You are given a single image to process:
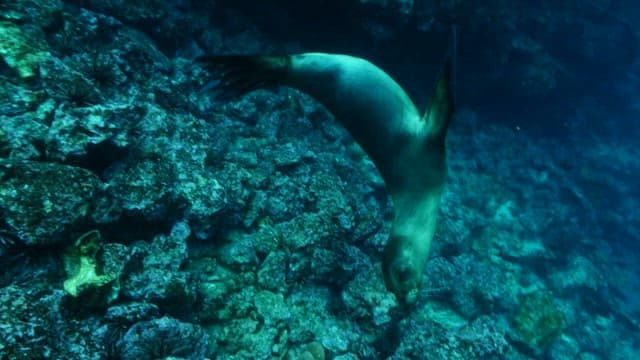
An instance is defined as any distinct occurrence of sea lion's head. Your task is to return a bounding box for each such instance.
[382,234,424,304]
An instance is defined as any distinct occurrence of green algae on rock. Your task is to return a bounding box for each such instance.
[63,229,129,307]
[0,20,51,79]
[514,291,566,352]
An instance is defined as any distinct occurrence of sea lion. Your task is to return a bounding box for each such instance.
[197,30,456,303]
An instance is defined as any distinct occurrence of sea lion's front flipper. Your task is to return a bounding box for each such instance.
[422,27,457,144]
[195,55,290,100]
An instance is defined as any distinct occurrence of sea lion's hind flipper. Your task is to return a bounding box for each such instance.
[422,27,456,144]
[195,55,290,100]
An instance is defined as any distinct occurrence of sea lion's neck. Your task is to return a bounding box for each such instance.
[391,187,443,243]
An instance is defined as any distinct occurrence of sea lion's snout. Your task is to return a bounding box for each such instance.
[383,237,423,304]
[384,262,420,304]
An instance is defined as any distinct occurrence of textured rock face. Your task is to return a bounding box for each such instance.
[0,160,104,246]
[116,316,209,360]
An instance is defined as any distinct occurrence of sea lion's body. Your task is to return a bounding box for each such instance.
[197,36,455,302]
[284,54,450,301]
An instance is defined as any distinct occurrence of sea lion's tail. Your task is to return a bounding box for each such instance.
[422,26,456,145]
[195,55,290,100]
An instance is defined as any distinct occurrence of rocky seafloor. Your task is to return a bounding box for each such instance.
[0,1,639,359]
